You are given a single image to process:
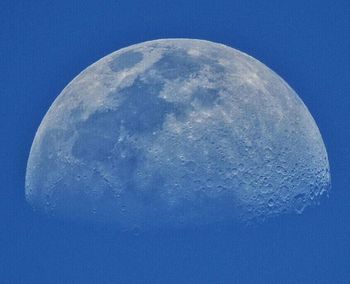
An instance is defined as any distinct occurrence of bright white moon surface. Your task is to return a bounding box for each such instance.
[26,39,330,229]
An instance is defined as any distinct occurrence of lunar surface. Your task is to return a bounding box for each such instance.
[26,39,330,229]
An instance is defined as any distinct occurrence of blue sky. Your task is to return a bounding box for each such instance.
[1,1,349,283]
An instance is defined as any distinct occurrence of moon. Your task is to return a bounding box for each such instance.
[25,39,330,229]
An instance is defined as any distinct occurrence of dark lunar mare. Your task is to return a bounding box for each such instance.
[71,49,224,206]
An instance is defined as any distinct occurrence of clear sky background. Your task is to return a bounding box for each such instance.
[1,1,349,283]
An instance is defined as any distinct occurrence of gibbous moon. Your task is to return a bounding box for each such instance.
[26,39,330,229]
